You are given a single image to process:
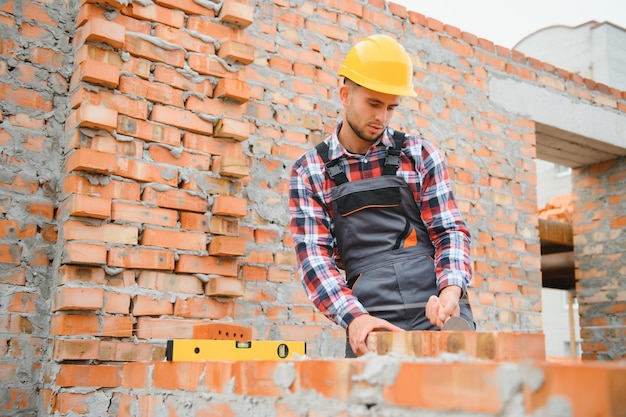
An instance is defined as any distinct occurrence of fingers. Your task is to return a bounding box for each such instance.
[348,315,405,357]
[426,295,458,328]
[426,295,440,326]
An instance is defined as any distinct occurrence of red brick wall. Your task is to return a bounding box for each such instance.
[573,158,626,360]
[1,0,625,415]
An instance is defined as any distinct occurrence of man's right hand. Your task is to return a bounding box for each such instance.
[347,314,404,357]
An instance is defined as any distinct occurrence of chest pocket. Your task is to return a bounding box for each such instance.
[336,186,401,216]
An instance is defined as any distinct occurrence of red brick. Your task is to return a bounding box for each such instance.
[205,277,244,297]
[218,40,254,65]
[214,118,250,142]
[102,316,133,337]
[153,24,213,54]
[66,104,118,132]
[124,34,185,67]
[107,247,175,270]
[62,241,107,265]
[524,363,626,416]
[241,265,266,282]
[141,186,207,212]
[214,78,250,103]
[135,317,199,339]
[203,362,235,393]
[186,94,244,119]
[73,19,123,49]
[218,0,253,27]
[208,236,246,256]
[117,114,181,146]
[175,254,238,276]
[7,292,37,313]
[212,195,247,218]
[233,361,286,397]
[132,295,173,316]
[119,75,184,107]
[53,339,100,361]
[151,104,213,136]
[141,228,206,251]
[0,84,52,112]
[122,362,150,389]
[0,268,26,285]
[63,220,138,245]
[113,157,178,187]
[179,212,210,232]
[104,291,130,314]
[111,201,177,228]
[103,341,160,362]
[0,219,36,239]
[51,315,99,336]
[385,362,503,413]
[58,265,106,285]
[123,2,184,27]
[53,287,104,312]
[52,392,92,414]
[70,85,148,119]
[153,362,204,390]
[72,59,120,89]
[65,148,116,174]
[148,144,211,170]
[136,270,203,294]
[153,64,213,96]
[173,297,234,319]
[182,133,242,157]
[63,194,111,219]
[214,155,249,178]
[187,16,236,40]
[188,53,229,78]
[267,267,291,283]
[56,364,122,388]
[156,0,214,15]
[74,42,122,66]
[209,216,239,236]
[63,174,141,201]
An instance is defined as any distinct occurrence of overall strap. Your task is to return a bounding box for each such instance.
[315,141,349,185]
[382,130,406,176]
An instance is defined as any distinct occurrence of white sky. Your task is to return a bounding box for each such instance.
[391,0,626,48]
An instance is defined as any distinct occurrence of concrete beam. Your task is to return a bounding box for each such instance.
[489,77,626,167]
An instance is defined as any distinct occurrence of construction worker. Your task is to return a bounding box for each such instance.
[289,34,475,357]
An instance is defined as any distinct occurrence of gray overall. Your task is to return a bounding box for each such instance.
[316,131,474,357]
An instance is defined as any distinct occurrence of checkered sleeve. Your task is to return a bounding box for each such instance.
[415,139,472,293]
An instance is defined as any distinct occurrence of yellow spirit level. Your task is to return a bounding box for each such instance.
[166,339,306,361]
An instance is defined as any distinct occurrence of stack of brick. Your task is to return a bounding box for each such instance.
[54,0,260,363]
[538,193,573,223]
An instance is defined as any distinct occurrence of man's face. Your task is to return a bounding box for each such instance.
[340,80,401,143]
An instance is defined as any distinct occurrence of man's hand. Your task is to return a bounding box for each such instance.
[348,314,404,357]
[425,285,462,328]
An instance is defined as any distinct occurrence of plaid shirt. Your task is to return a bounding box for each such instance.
[289,124,471,329]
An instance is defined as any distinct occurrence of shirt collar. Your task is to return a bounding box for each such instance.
[326,121,396,160]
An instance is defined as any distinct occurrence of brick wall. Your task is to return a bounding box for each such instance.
[0,0,625,415]
[573,157,626,360]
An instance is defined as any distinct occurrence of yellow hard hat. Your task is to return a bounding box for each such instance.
[338,34,416,97]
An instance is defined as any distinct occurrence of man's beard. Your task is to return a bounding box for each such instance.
[346,115,381,143]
